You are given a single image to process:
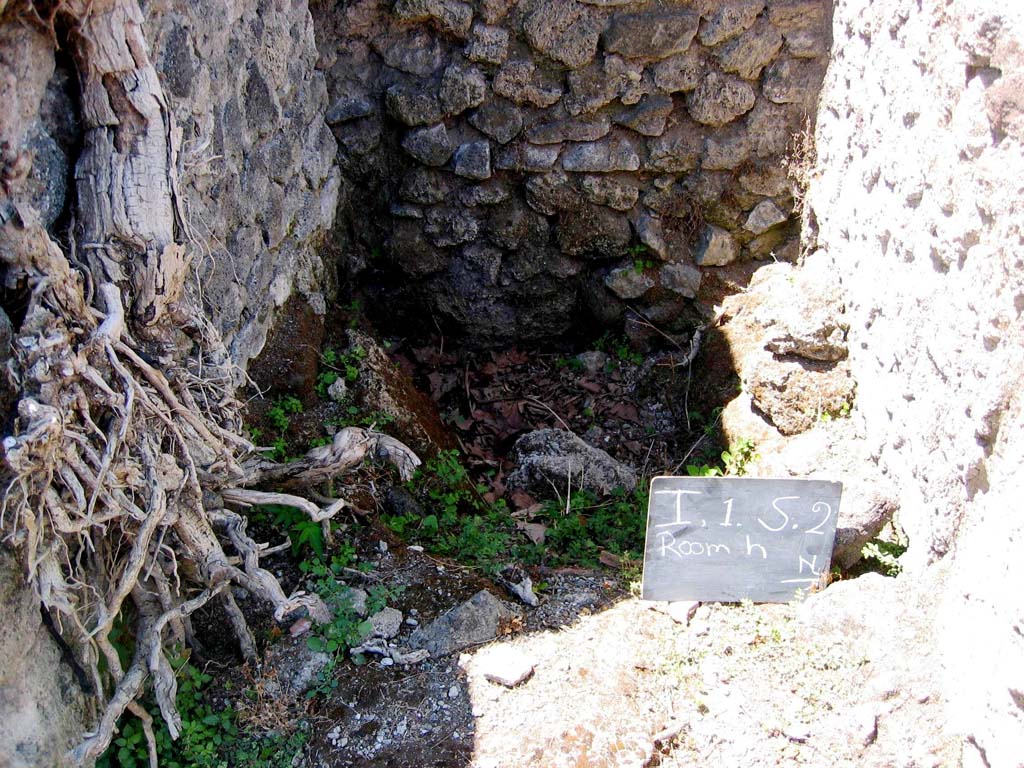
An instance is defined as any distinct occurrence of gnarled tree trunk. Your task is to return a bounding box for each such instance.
[0,2,416,764]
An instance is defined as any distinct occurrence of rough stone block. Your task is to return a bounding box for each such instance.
[767,0,827,33]
[525,171,584,215]
[527,114,612,144]
[698,0,764,47]
[460,180,510,206]
[562,135,640,172]
[745,98,804,157]
[762,57,826,107]
[469,98,523,144]
[686,71,756,126]
[744,199,788,234]
[494,60,563,107]
[614,93,674,136]
[747,355,856,435]
[509,428,637,494]
[581,175,640,211]
[494,142,561,172]
[400,167,453,204]
[376,28,446,75]
[556,204,632,257]
[606,265,656,299]
[325,96,374,124]
[453,140,492,179]
[695,225,739,266]
[394,0,474,38]
[653,50,704,93]
[718,19,784,79]
[524,2,603,69]
[784,28,828,58]
[465,23,509,64]
[660,261,702,297]
[386,84,443,126]
[385,219,448,276]
[603,11,701,59]
[440,63,487,116]
[409,590,523,657]
[424,206,480,246]
[703,128,751,170]
[401,123,454,166]
[646,120,703,172]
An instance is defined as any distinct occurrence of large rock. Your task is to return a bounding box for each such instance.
[605,265,656,299]
[762,57,827,107]
[695,225,739,266]
[746,352,856,435]
[525,171,584,215]
[556,204,632,257]
[647,120,704,172]
[603,11,700,59]
[757,252,849,362]
[698,0,764,46]
[469,98,523,144]
[613,93,674,136]
[386,84,443,126]
[659,261,702,298]
[0,550,87,768]
[394,0,474,38]
[494,60,563,107]
[717,19,783,80]
[562,135,641,172]
[652,50,703,93]
[402,123,455,166]
[465,23,510,64]
[526,115,612,145]
[494,142,561,172]
[424,206,480,246]
[408,590,523,657]
[686,71,756,126]
[564,56,643,115]
[524,2,603,69]
[453,141,492,180]
[508,429,637,495]
[399,167,453,205]
[581,175,640,211]
[440,63,488,116]
[744,200,789,234]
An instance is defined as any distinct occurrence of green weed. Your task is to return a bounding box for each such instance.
[98,649,306,768]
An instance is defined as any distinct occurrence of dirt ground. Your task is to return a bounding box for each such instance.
[223,521,951,768]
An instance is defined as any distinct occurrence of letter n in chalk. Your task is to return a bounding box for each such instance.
[745,535,767,559]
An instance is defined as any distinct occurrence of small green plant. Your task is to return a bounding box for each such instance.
[613,340,644,366]
[686,437,758,477]
[267,395,303,432]
[264,504,327,558]
[819,399,853,422]
[632,257,656,274]
[721,437,758,476]
[860,538,906,577]
[98,648,306,768]
[555,356,585,372]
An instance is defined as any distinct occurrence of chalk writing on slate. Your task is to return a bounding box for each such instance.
[641,477,843,603]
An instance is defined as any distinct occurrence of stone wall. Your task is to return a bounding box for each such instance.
[315,0,831,345]
[805,0,1024,763]
[142,0,340,369]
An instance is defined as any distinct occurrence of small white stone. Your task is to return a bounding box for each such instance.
[477,645,536,688]
[380,657,394,667]
[448,684,460,699]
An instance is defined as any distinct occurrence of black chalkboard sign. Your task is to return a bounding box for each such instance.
[641,477,843,603]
